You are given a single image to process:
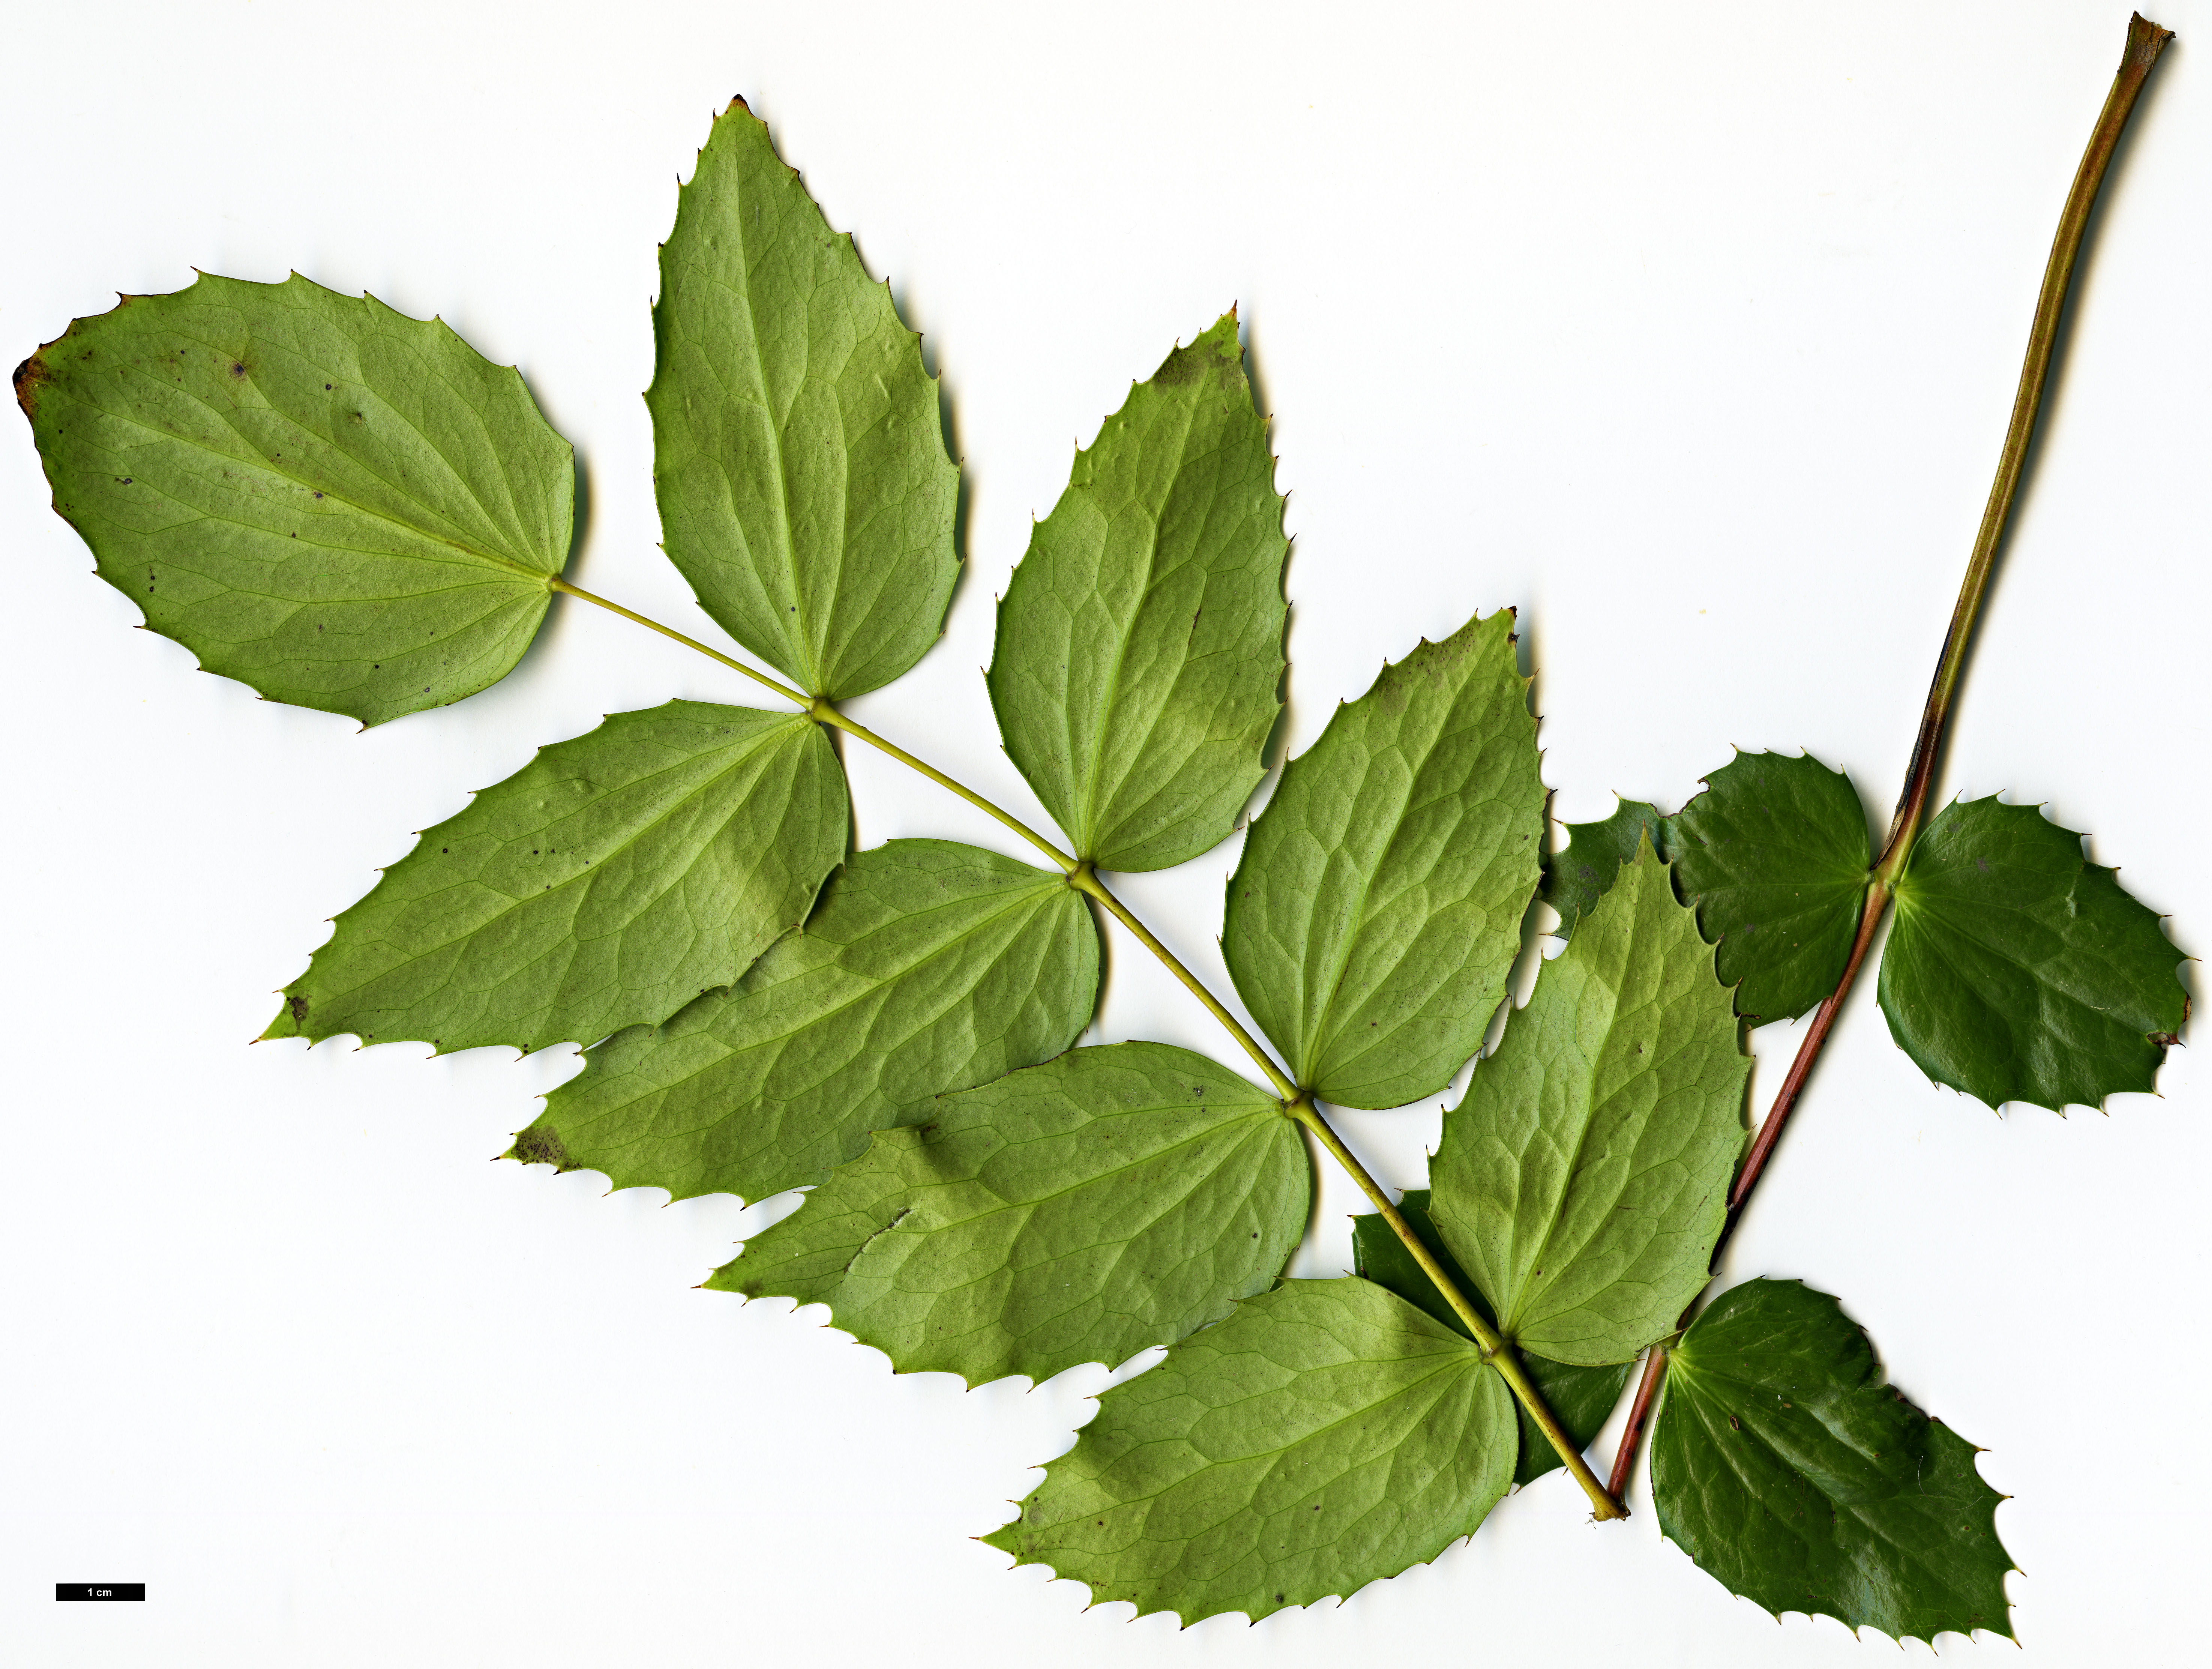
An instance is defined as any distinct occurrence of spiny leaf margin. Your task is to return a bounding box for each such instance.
[18,272,571,726]
[985,1278,1514,1625]
[264,700,846,1055]
[510,838,1099,1204]
[987,312,1288,871]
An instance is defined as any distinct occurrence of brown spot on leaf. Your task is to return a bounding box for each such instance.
[510,1124,572,1170]
[286,993,308,1026]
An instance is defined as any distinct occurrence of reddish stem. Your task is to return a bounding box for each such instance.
[1606,1347,1667,1502]
[1602,17,2172,1501]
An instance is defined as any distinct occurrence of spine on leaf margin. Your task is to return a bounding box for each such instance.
[1606,9,2174,1505]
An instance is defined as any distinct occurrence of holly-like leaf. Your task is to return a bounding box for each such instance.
[511,840,1098,1203]
[262,702,845,1055]
[1350,1191,1631,1486]
[1538,798,1670,941]
[985,1278,1513,1624]
[713,1042,1303,1385]
[18,274,571,726]
[1652,1278,2014,1643]
[1430,840,1748,1366]
[1878,795,2185,1110]
[987,315,1287,871]
[1223,611,1544,1107]
[647,99,958,700]
[1667,751,1872,1024]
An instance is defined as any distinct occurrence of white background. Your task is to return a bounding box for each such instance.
[4,2,2207,1664]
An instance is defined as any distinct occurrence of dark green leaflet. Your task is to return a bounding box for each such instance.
[1651,1279,2013,1643]
[1879,796,2185,1111]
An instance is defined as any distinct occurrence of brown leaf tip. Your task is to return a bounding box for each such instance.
[14,352,50,421]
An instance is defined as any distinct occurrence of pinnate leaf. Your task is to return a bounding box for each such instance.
[985,1278,1513,1624]
[1224,610,1544,1107]
[1878,795,2185,1110]
[987,314,1287,871]
[1539,797,1670,942]
[19,273,571,725]
[263,701,845,1054]
[647,99,958,700]
[512,840,1098,1203]
[1667,751,1872,1023]
[714,1042,1303,1385]
[1430,840,1747,1366]
[1652,1278,2014,1643]
[1350,1191,1630,1486]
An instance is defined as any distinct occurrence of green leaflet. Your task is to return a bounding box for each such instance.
[1539,798,1670,942]
[1223,611,1544,1107]
[263,702,846,1054]
[1652,1278,2013,1643]
[18,274,571,726]
[1430,841,1748,1366]
[1349,1191,1630,1487]
[1879,795,2184,1111]
[987,315,1288,871]
[712,1042,1304,1385]
[647,100,958,700]
[985,1278,1513,1624]
[1667,751,1873,1023]
[512,840,1098,1203]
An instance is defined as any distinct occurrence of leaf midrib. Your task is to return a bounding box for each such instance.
[319,716,813,1007]
[608,879,1073,1100]
[1298,669,1512,1084]
[77,358,551,585]
[1672,1373,1974,1617]
[1502,915,1733,1340]
[696,155,819,692]
[160,311,549,569]
[1070,388,1204,856]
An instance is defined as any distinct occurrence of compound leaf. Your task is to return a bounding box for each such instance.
[263,701,846,1054]
[648,99,958,700]
[1539,798,1670,941]
[1667,751,1872,1024]
[985,1278,1513,1624]
[1350,1190,1631,1486]
[18,273,571,726]
[713,1041,1303,1385]
[1652,1278,2014,1643]
[1878,795,2185,1110]
[512,839,1098,1203]
[1223,611,1544,1107]
[987,315,1287,871]
[1430,840,1748,1366]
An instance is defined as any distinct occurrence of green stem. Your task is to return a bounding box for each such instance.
[1066,865,1297,1099]
[555,572,1624,1519]
[1604,13,2173,1505]
[550,579,812,706]
[552,578,1079,871]
[816,708,1080,874]
[1877,11,2171,875]
[1289,1099,1627,1522]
